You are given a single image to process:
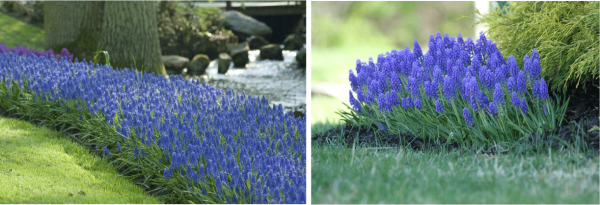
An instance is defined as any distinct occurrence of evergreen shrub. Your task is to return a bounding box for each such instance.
[478,1,599,93]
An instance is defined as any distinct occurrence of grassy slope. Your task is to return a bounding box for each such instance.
[0,117,162,204]
[0,13,44,49]
[311,122,600,204]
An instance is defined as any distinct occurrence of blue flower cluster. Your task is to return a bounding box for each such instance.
[348,32,549,126]
[0,45,305,203]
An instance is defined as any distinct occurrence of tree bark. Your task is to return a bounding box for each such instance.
[44,1,166,75]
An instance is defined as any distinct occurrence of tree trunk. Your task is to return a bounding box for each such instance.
[44,1,166,75]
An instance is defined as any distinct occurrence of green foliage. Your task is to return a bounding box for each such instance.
[0,117,161,203]
[478,1,599,93]
[92,50,110,67]
[340,89,568,146]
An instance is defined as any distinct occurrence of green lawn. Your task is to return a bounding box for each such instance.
[0,117,162,204]
[0,12,44,49]
[312,123,600,204]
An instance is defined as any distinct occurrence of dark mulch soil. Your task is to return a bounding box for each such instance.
[313,83,599,153]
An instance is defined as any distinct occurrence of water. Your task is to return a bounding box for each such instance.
[185,50,306,116]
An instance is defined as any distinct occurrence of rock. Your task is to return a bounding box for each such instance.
[188,54,210,75]
[228,42,249,68]
[283,34,304,50]
[224,10,272,40]
[247,35,269,50]
[296,47,306,68]
[162,55,189,73]
[218,53,232,74]
[259,44,283,61]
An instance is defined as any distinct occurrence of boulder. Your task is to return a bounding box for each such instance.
[224,10,272,40]
[283,34,304,50]
[218,53,232,74]
[247,35,269,50]
[162,55,189,73]
[228,42,249,68]
[259,44,283,61]
[296,47,306,68]
[188,54,210,75]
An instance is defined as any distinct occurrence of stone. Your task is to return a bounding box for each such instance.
[296,47,306,68]
[188,54,210,75]
[228,42,249,68]
[218,53,232,74]
[283,34,304,50]
[259,44,283,61]
[161,55,189,73]
[224,10,272,40]
[247,35,269,50]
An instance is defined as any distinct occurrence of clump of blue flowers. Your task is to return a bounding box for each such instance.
[344,32,567,144]
[0,44,305,203]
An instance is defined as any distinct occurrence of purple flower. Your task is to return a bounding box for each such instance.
[520,98,528,114]
[355,59,363,74]
[425,80,439,99]
[433,66,443,82]
[495,64,508,83]
[365,90,374,104]
[407,77,420,98]
[523,55,532,79]
[349,70,359,91]
[488,102,498,115]
[117,142,121,151]
[531,48,540,61]
[532,80,540,98]
[435,100,444,113]
[493,83,504,104]
[507,55,519,77]
[390,74,402,91]
[104,146,110,155]
[479,68,494,89]
[516,71,527,93]
[378,93,389,112]
[386,91,399,108]
[507,77,516,92]
[530,59,541,81]
[413,39,423,60]
[350,91,361,112]
[414,98,422,109]
[443,75,456,100]
[538,77,549,100]
[463,108,473,126]
[543,104,548,115]
[401,97,413,108]
[511,92,520,108]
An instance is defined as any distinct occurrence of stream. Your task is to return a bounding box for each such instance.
[183,49,306,117]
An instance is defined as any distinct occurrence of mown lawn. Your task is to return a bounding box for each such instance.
[311,122,600,204]
[0,13,44,49]
[0,117,162,204]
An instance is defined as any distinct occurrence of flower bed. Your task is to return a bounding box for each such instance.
[0,45,305,204]
[342,32,567,145]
